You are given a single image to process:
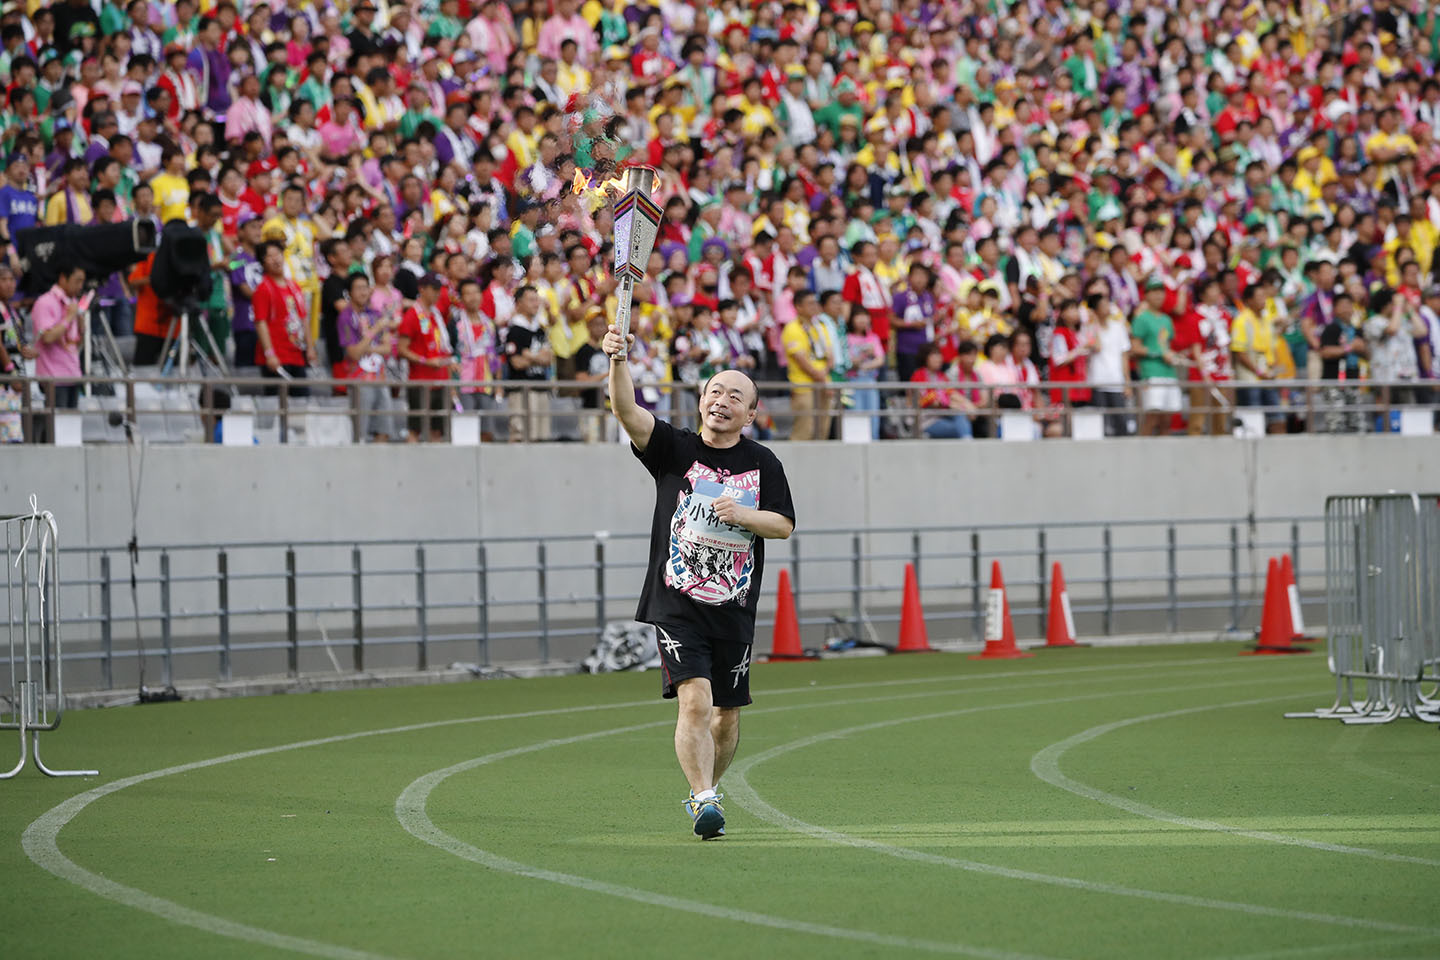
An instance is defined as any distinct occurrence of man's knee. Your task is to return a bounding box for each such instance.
[676,678,713,723]
[711,705,740,735]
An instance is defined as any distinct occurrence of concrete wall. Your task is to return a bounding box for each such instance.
[2,436,1436,689]
[5,435,1437,545]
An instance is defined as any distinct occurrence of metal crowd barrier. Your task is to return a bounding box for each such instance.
[1287,493,1440,725]
[2,515,1323,694]
[4,372,1438,445]
[1,499,97,778]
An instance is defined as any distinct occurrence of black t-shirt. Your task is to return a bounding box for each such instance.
[633,418,796,644]
[504,321,552,380]
[1319,321,1361,380]
[574,342,608,408]
[320,273,348,367]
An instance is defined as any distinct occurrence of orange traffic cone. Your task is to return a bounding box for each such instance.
[1242,558,1310,655]
[1279,554,1308,638]
[895,563,934,652]
[972,561,1032,660]
[1044,562,1082,648]
[766,568,815,661]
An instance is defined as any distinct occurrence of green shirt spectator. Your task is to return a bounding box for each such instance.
[1132,304,1176,380]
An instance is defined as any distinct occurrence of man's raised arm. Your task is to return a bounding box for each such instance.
[604,323,656,452]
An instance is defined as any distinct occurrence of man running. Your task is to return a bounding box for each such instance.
[604,322,795,840]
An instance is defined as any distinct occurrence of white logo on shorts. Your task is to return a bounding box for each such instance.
[730,647,751,688]
[658,628,683,662]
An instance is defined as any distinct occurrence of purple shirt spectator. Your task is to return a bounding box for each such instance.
[892,288,936,357]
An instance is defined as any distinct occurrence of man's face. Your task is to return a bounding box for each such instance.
[264,246,284,274]
[699,370,756,436]
[283,190,303,217]
[60,269,86,297]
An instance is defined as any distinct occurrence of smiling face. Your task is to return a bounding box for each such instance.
[699,370,757,442]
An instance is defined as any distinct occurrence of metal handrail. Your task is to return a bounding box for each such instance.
[0,515,1322,693]
[4,371,1434,444]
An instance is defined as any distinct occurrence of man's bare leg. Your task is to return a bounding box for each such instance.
[674,678,716,794]
[711,706,741,786]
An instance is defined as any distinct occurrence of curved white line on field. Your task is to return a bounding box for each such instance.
[725,688,1440,938]
[1215,932,1440,960]
[396,675,1433,959]
[1029,702,1440,868]
[21,657,1307,958]
[25,664,1199,960]
[394,717,1056,960]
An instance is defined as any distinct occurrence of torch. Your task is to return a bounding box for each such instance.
[609,165,661,356]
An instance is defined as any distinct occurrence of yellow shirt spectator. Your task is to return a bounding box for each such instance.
[557,62,591,100]
[781,317,832,385]
[1230,307,1277,381]
[506,128,539,171]
[43,188,92,225]
[150,172,190,223]
[1364,130,1416,188]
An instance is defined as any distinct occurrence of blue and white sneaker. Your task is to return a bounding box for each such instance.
[684,791,726,839]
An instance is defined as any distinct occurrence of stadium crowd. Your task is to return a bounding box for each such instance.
[1,0,1440,444]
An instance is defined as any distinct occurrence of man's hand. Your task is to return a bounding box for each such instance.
[306,345,320,367]
[711,496,751,528]
[602,323,634,359]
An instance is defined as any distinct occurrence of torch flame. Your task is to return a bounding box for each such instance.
[572,168,631,205]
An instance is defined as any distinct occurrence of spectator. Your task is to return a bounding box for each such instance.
[252,239,317,394]
[0,153,38,245]
[1173,278,1234,437]
[781,288,833,441]
[844,305,884,441]
[1132,278,1181,437]
[32,263,86,417]
[398,272,455,442]
[229,211,264,371]
[1364,287,1426,423]
[1231,280,1284,434]
[1318,291,1367,434]
[0,0,1436,444]
[338,270,399,443]
[1086,289,1132,437]
[43,157,91,225]
[909,342,974,440]
[504,283,554,442]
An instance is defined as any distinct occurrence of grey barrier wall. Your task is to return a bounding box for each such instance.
[2,436,1436,690]
[5,435,1437,545]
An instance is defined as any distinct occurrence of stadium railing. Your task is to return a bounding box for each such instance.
[6,515,1322,694]
[2,373,1437,444]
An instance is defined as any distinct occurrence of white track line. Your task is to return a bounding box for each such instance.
[24,664,1206,959]
[21,658,1306,959]
[395,718,1057,960]
[1216,933,1440,960]
[725,685,1440,939]
[1029,700,1440,868]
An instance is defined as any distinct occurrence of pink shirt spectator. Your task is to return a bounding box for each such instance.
[537,13,596,61]
[319,119,365,159]
[226,95,273,148]
[33,285,83,381]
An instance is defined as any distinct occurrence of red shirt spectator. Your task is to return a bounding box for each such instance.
[252,272,310,368]
[398,282,454,381]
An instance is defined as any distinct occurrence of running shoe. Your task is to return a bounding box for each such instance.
[684,792,726,839]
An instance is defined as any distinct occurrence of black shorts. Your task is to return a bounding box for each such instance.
[651,621,753,708]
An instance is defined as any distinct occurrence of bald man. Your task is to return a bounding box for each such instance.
[605,323,796,840]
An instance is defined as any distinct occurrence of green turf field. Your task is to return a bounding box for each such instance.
[2,642,1437,960]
